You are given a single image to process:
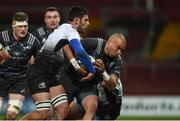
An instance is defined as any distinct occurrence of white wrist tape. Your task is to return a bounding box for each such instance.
[102,70,110,81]
[70,58,80,70]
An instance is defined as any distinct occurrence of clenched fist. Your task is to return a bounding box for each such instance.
[0,44,11,64]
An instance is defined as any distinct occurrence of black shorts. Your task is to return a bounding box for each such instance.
[75,85,98,104]
[96,94,122,120]
[56,70,98,103]
[26,64,60,95]
[0,75,27,97]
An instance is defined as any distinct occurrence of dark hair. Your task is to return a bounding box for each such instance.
[67,6,89,21]
[12,12,28,22]
[44,6,60,16]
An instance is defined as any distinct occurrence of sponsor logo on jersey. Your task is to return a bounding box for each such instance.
[38,82,46,89]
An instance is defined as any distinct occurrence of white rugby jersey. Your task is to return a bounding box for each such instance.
[42,23,80,53]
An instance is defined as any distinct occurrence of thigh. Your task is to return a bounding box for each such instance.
[76,85,98,104]
[81,95,98,112]
[31,92,51,111]
[49,85,66,98]
[8,93,25,101]
[55,71,75,103]
[32,92,50,103]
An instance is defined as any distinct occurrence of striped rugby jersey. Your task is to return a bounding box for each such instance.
[0,29,40,81]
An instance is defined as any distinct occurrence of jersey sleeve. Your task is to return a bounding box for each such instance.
[65,25,80,42]
[65,25,95,73]
[108,55,123,78]
[0,32,6,46]
[81,38,99,53]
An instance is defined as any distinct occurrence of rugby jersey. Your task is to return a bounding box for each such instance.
[0,29,40,81]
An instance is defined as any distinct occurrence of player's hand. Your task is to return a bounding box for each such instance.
[94,59,105,74]
[80,72,94,81]
[77,66,88,77]
[0,49,11,64]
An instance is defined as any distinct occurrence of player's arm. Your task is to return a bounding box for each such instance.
[101,74,119,90]
[95,59,118,90]
[69,38,96,74]
[63,44,88,76]
[0,43,11,64]
[66,25,96,75]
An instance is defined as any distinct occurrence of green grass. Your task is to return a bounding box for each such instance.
[0,114,22,120]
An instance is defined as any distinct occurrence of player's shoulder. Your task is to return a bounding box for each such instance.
[83,37,104,41]
[36,26,45,33]
[60,23,76,30]
[0,30,10,36]
[0,29,9,33]
[82,37,105,46]
[27,32,40,42]
[33,26,46,36]
[0,30,11,42]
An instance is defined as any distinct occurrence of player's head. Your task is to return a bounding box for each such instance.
[67,6,90,34]
[44,7,60,30]
[12,12,28,39]
[104,33,126,58]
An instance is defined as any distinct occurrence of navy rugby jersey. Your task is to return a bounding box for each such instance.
[81,38,124,98]
[33,26,53,47]
[0,30,40,81]
[67,38,123,87]
[60,38,123,100]
[81,38,123,78]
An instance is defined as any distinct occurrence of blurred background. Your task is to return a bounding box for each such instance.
[0,0,180,119]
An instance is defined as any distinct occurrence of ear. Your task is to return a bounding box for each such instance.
[74,17,80,25]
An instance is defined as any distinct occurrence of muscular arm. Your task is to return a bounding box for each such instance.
[95,59,119,90]
[101,74,119,90]
[0,43,11,64]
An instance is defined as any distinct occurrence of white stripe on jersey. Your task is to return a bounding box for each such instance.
[38,27,45,36]
[27,33,35,45]
[95,38,104,55]
[2,31,10,42]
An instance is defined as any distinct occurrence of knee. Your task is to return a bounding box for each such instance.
[51,94,70,118]
[35,100,52,119]
[6,100,23,120]
[54,103,70,117]
[6,111,17,120]
[84,101,98,114]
